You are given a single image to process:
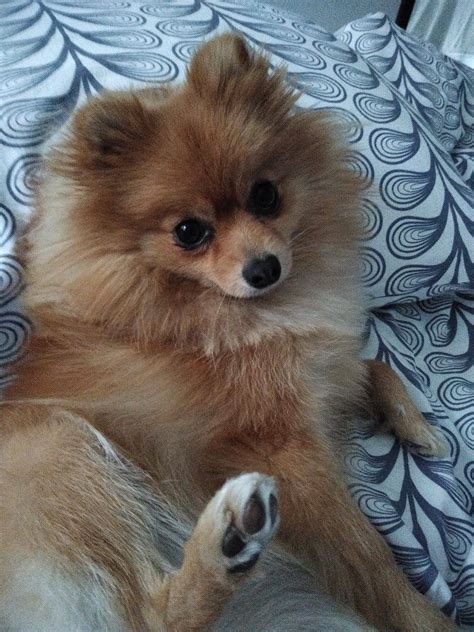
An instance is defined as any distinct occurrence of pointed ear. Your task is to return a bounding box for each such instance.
[71,91,159,169]
[186,33,296,121]
[187,33,254,98]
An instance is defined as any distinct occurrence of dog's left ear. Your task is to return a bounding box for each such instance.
[186,33,296,121]
[187,33,254,98]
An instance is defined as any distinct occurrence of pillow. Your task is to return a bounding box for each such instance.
[337,13,474,192]
[336,13,474,155]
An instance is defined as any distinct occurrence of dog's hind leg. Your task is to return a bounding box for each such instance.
[0,406,278,632]
[0,405,171,631]
[148,472,279,631]
[200,430,456,632]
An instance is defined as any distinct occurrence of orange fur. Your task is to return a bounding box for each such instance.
[1,34,452,631]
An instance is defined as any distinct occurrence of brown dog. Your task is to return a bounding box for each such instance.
[0,34,450,631]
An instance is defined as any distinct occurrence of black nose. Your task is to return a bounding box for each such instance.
[243,255,281,289]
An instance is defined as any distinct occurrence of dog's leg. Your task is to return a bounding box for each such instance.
[148,473,279,631]
[364,359,445,456]
[200,431,455,632]
[0,406,278,632]
[0,405,171,631]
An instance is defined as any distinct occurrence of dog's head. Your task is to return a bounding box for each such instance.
[29,34,363,351]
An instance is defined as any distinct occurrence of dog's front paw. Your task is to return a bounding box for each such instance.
[201,472,279,576]
[405,421,447,458]
[380,402,447,458]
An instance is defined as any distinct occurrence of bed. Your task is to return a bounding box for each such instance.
[1,1,473,626]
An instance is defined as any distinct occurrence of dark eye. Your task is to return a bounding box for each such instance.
[249,180,280,216]
[173,219,212,250]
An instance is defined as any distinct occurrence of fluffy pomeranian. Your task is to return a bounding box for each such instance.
[0,34,451,632]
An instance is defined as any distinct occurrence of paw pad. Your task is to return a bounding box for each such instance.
[218,473,279,574]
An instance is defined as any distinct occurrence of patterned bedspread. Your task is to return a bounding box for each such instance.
[1,1,473,626]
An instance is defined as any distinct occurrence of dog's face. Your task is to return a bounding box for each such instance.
[139,174,292,301]
[32,34,362,349]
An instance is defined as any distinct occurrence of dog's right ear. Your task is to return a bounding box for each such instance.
[70,91,159,170]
